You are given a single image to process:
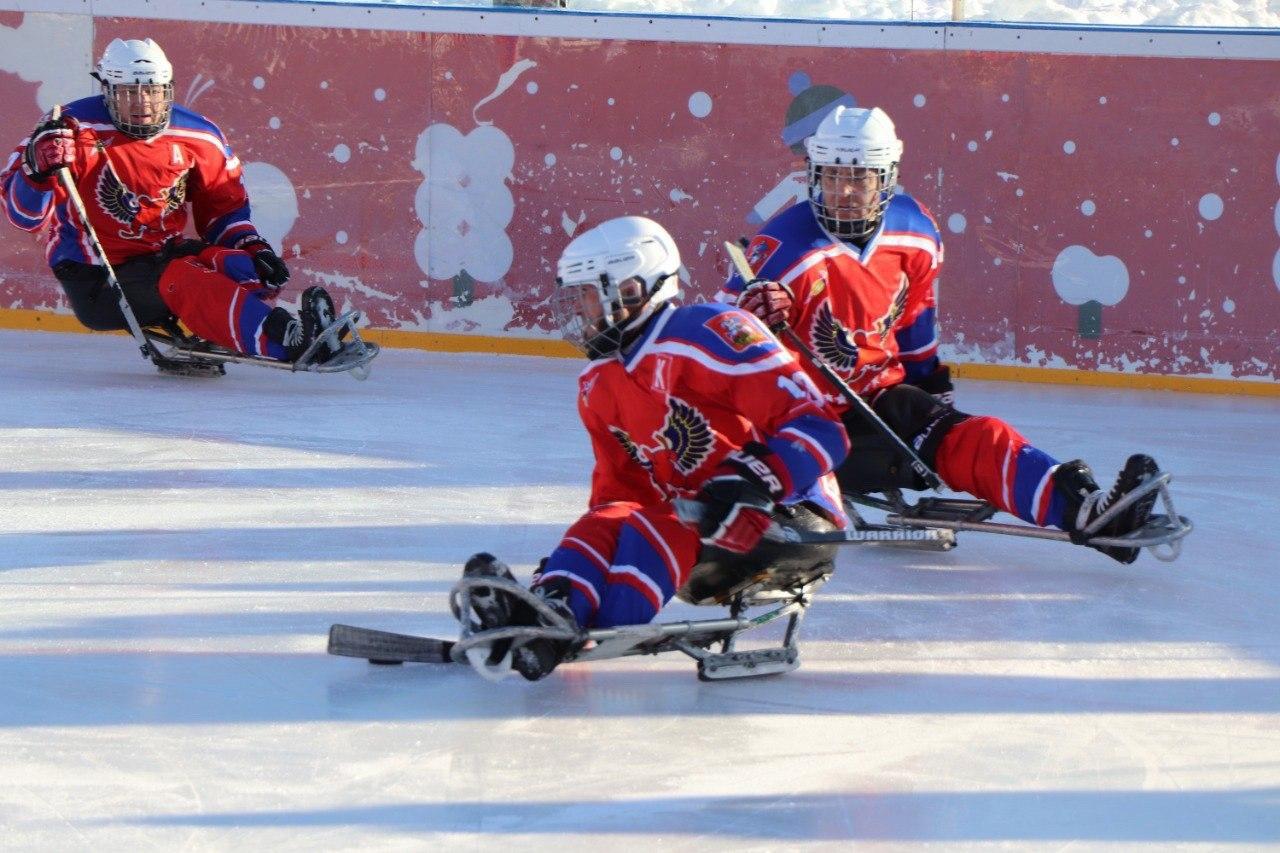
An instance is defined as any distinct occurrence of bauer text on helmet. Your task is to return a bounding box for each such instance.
[93,38,175,140]
[553,216,682,359]
[804,106,903,240]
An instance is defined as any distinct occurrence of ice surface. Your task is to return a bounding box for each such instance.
[1,327,1278,849]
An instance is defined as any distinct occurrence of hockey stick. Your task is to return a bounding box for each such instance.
[328,623,456,664]
[50,104,170,368]
[722,240,943,491]
[673,497,954,549]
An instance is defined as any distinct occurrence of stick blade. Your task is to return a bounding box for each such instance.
[327,624,455,664]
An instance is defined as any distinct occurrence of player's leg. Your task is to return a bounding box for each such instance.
[856,384,1161,562]
[156,252,295,359]
[837,383,1063,523]
[535,501,702,630]
[53,255,173,331]
[456,503,698,681]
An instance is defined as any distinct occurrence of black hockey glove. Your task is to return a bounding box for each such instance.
[910,363,955,406]
[238,238,290,289]
[694,442,790,554]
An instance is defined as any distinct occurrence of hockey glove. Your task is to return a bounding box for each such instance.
[22,115,76,186]
[237,238,291,289]
[737,278,793,332]
[910,363,955,406]
[694,442,790,554]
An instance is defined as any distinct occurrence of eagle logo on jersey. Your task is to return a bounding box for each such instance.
[811,301,860,372]
[655,396,714,475]
[872,272,909,342]
[96,162,188,240]
[610,427,651,471]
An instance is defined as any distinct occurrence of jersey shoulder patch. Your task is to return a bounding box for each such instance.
[744,233,781,272]
[662,303,779,361]
[747,202,831,281]
[703,307,771,353]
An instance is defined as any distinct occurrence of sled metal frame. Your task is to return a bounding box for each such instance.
[143,311,380,380]
[848,470,1193,562]
[329,572,831,682]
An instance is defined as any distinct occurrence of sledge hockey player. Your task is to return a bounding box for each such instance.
[723,104,1172,565]
[1,38,338,364]
[457,215,851,681]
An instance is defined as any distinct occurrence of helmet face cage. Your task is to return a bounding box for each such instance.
[807,160,898,240]
[552,275,649,359]
[104,82,174,139]
[553,216,683,358]
[94,39,174,139]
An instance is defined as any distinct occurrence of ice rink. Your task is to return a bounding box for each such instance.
[1,326,1277,850]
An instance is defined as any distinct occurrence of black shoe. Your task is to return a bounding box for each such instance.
[298,286,346,363]
[1055,454,1161,564]
[513,578,578,682]
[263,306,308,361]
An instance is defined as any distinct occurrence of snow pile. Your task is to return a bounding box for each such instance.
[351,0,1280,27]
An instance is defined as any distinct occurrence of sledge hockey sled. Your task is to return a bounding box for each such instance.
[845,468,1193,562]
[141,311,380,380]
[329,504,845,681]
[329,571,828,682]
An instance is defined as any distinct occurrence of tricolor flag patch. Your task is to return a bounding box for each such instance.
[705,311,768,353]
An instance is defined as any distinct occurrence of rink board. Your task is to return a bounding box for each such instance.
[0,3,1277,387]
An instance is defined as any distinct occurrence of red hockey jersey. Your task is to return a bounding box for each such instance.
[720,195,943,400]
[577,301,849,523]
[2,95,263,269]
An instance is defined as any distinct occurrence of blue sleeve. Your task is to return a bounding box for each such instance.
[3,167,52,231]
[896,306,940,382]
[765,411,850,497]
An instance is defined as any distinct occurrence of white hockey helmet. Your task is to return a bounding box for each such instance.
[804,105,903,239]
[553,216,682,358]
[93,38,174,139]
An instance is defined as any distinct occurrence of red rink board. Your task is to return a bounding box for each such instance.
[0,10,1277,382]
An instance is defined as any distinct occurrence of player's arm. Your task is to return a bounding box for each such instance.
[719,313,850,497]
[894,224,950,398]
[689,316,849,553]
[189,128,289,288]
[2,112,76,231]
[742,364,849,497]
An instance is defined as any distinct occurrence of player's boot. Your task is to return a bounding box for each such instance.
[455,554,580,680]
[262,306,309,362]
[513,577,579,682]
[1055,454,1161,564]
[298,286,348,363]
[456,552,521,666]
